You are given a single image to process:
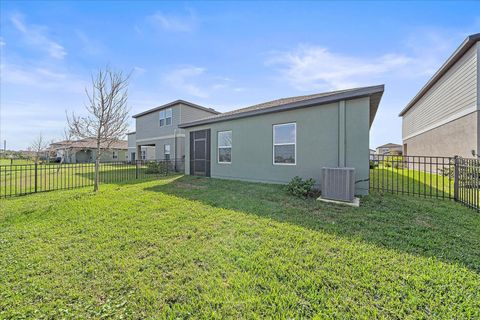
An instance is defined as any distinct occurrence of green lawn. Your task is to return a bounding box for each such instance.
[0,159,35,165]
[0,162,166,197]
[1,176,479,318]
[370,167,454,198]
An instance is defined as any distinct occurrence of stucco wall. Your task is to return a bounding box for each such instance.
[404,111,478,158]
[184,97,371,195]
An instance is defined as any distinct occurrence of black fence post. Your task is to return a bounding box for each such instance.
[453,155,459,202]
[135,161,139,179]
[34,162,38,193]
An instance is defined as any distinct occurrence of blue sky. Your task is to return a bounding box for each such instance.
[1,1,479,150]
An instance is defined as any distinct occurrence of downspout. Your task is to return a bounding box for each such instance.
[174,128,177,171]
[338,100,346,167]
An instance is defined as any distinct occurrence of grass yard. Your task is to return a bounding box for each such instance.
[0,159,35,165]
[1,176,479,318]
[0,162,165,197]
[370,167,454,198]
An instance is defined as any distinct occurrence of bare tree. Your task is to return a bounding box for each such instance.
[67,67,130,192]
[30,132,49,164]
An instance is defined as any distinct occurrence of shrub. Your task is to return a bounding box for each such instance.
[287,176,316,198]
[145,161,170,174]
[369,161,378,169]
[145,161,159,174]
[383,156,404,169]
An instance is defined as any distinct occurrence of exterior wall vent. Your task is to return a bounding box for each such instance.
[321,167,355,202]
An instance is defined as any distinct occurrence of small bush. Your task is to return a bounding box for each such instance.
[287,176,316,198]
[382,156,404,169]
[145,161,170,174]
[145,161,159,174]
[370,161,378,169]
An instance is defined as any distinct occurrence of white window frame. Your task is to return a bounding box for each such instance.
[159,108,172,127]
[273,122,296,166]
[141,149,146,160]
[112,150,118,159]
[164,144,171,160]
[218,130,232,164]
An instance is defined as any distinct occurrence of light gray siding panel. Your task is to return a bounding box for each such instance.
[403,44,478,139]
[180,104,218,124]
[127,133,136,148]
[135,106,181,141]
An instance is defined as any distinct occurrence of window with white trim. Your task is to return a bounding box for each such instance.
[141,150,146,160]
[112,151,118,159]
[159,108,172,126]
[218,130,232,164]
[273,123,296,165]
[164,144,171,160]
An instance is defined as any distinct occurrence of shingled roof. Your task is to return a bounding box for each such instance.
[179,85,384,128]
[50,138,128,150]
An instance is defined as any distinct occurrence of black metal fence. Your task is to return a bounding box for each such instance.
[0,159,184,198]
[369,155,480,211]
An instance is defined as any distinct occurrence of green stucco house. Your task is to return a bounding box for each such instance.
[178,85,384,195]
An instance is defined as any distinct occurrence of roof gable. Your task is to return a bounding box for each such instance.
[132,100,220,118]
[399,33,480,116]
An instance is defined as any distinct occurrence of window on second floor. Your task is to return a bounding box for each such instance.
[159,108,173,127]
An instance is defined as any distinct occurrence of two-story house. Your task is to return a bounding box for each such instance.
[375,143,403,155]
[399,33,480,157]
[129,100,220,166]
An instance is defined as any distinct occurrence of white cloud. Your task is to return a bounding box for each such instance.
[163,66,235,99]
[165,66,208,97]
[0,63,86,93]
[266,45,412,91]
[75,30,104,55]
[0,38,5,47]
[133,66,146,75]
[147,10,197,32]
[10,13,66,59]
[265,28,470,92]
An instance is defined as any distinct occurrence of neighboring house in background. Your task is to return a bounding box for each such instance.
[376,143,403,155]
[130,100,220,168]
[126,132,155,161]
[400,33,480,158]
[369,149,376,160]
[179,85,384,195]
[49,138,127,163]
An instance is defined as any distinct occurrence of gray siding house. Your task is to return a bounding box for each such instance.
[126,132,155,161]
[400,33,480,157]
[131,100,220,164]
[179,85,384,195]
[376,143,402,155]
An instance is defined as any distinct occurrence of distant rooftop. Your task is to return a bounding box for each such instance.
[50,138,128,150]
[377,143,402,148]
